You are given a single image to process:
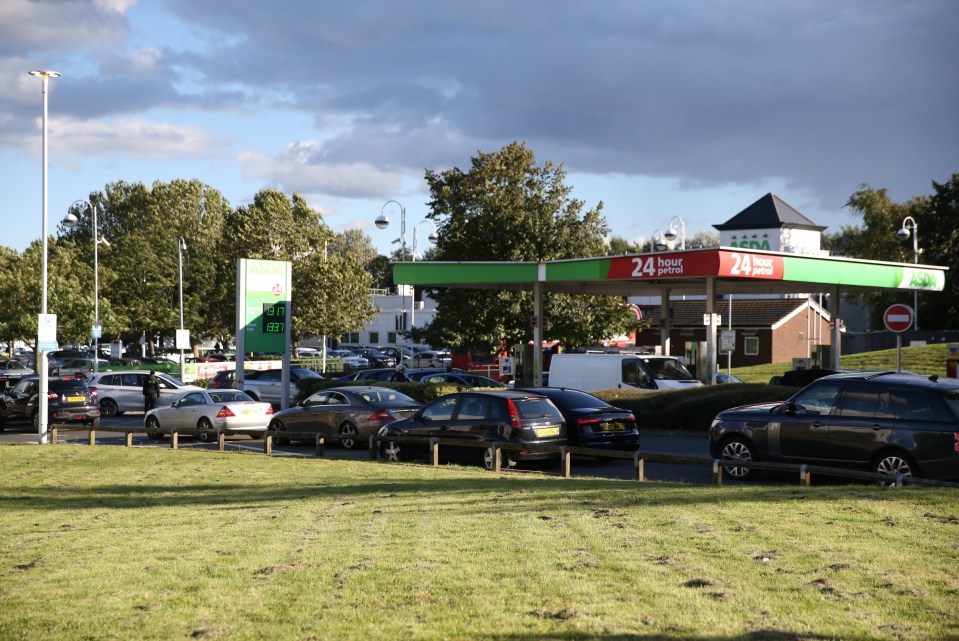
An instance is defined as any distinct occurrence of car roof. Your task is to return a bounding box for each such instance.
[817,371,959,390]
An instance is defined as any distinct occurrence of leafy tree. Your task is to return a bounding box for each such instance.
[841,175,959,329]
[606,235,644,255]
[220,189,376,345]
[419,142,634,353]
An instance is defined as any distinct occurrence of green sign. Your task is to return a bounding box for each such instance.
[236,259,292,353]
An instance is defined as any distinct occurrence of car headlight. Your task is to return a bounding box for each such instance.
[710,418,723,429]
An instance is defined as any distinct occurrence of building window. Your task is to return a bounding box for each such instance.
[387,332,397,344]
[745,336,759,356]
[369,332,379,344]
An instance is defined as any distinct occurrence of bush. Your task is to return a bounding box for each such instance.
[593,384,798,431]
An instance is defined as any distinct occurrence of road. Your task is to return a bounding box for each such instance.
[0,413,719,484]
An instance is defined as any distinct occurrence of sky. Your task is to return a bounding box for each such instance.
[3,0,957,257]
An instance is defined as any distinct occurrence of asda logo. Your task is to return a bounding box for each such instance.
[901,268,942,290]
[729,240,771,250]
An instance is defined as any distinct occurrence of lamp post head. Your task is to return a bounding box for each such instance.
[896,227,912,242]
[374,214,390,230]
[663,227,678,242]
[179,237,187,252]
[428,231,438,243]
[29,70,61,79]
[61,212,78,229]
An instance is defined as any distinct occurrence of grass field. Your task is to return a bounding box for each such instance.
[1,445,957,640]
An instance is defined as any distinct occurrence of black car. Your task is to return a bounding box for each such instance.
[378,390,567,469]
[709,371,959,482]
[208,369,256,389]
[353,348,397,369]
[519,387,639,450]
[0,376,100,431]
[337,368,401,383]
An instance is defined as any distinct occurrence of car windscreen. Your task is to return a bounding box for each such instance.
[513,397,563,419]
[209,391,254,403]
[158,373,188,386]
[50,380,90,394]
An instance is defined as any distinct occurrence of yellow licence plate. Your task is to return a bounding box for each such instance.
[242,408,259,415]
[602,422,625,431]
[67,396,86,402]
[536,427,560,437]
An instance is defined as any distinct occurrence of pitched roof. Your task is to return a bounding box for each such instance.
[638,298,828,328]
[713,193,826,232]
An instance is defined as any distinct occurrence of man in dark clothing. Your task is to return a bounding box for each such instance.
[142,371,161,412]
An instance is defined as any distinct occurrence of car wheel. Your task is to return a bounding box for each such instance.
[381,439,403,462]
[145,415,163,441]
[84,417,101,428]
[339,422,358,449]
[196,417,215,443]
[269,419,289,446]
[718,436,759,480]
[482,445,516,471]
[32,411,39,432]
[99,398,120,417]
[872,450,917,486]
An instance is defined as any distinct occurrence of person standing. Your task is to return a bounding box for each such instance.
[142,371,161,413]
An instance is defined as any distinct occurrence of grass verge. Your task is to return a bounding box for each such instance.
[1,445,957,641]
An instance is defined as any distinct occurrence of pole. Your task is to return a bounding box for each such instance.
[178,237,186,382]
[30,70,59,444]
[93,203,100,375]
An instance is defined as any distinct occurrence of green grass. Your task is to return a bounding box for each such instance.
[731,343,953,383]
[1,446,957,640]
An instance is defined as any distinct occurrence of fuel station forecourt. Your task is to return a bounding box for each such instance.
[390,246,947,385]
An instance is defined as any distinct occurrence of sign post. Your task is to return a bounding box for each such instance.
[883,304,914,372]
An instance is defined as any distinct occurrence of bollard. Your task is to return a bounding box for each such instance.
[560,447,571,479]
[125,432,133,447]
[315,435,324,457]
[264,434,273,456]
[799,464,811,487]
[50,427,58,445]
[493,445,501,472]
[218,432,226,452]
[712,459,723,486]
[88,430,96,446]
[171,431,178,449]
[634,451,646,482]
[429,438,439,466]
[369,435,377,461]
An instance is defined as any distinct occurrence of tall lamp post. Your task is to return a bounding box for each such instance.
[374,200,409,350]
[62,200,108,373]
[663,215,686,250]
[29,69,60,444]
[897,216,920,330]
[178,237,187,382]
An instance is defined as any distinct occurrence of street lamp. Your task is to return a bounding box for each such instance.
[375,200,411,350]
[652,230,668,251]
[410,220,438,340]
[897,216,921,330]
[29,69,60,444]
[663,216,686,250]
[178,236,187,382]
[62,200,108,373]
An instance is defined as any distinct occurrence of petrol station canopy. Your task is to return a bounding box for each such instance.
[392,247,947,383]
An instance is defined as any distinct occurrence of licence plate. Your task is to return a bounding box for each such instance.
[602,422,625,431]
[535,426,560,437]
[242,408,259,415]
[67,396,86,402]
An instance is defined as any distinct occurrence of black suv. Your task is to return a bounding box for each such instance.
[0,376,101,431]
[378,390,566,469]
[710,371,959,481]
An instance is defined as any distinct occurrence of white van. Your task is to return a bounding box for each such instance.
[547,354,704,392]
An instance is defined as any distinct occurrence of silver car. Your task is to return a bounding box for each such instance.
[86,370,203,416]
[145,389,273,442]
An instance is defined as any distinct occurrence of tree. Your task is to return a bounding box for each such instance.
[420,142,635,352]
[220,189,377,345]
[841,175,959,329]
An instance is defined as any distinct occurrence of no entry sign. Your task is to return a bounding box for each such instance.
[884,304,914,333]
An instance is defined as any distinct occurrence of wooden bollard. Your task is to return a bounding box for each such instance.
[218,432,226,451]
[171,432,178,449]
[712,459,723,486]
[429,438,439,466]
[264,434,273,456]
[634,451,646,482]
[560,447,571,478]
[50,427,58,445]
[125,432,133,447]
[88,430,96,446]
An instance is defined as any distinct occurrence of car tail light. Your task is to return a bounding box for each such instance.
[578,417,601,427]
[266,406,274,415]
[210,381,222,388]
[506,399,522,429]
[369,410,394,421]
[88,386,97,393]
[48,393,59,400]
[90,390,98,398]
[216,406,236,418]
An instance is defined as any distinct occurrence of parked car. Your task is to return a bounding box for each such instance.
[234,367,324,406]
[715,373,745,384]
[86,370,204,416]
[208,369,256,389]
[327,350,370,370]
[0,376,100,431]
[518,387,639,450]
[337,368,403,383]
[144,389,273,442]
[403,350,452,368]
[775,368,838,387]
[351,348,397,368]
[709,371,959,482]
[378,390,567,469]
[269,386,421,449]
[55,357,115,379]
[403,367,458,381]
[0,359,33,389]
[417,372,504,388]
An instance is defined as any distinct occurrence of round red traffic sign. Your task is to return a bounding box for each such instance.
[883,304,914,333]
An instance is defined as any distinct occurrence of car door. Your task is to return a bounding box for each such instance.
[776,382,842,460]
[309,391,349,436]
[164,391,207,429]
[827,384,895,463]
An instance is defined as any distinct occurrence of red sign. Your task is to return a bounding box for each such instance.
[606,250,783,281]
[883,304,914,333]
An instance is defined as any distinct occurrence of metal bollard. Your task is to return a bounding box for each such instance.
[315,435,324,457]
[712,459,723,486]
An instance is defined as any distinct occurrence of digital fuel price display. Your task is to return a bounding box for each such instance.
[262,302,287,334]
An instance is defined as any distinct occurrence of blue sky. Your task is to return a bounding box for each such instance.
[3,0,957,256]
